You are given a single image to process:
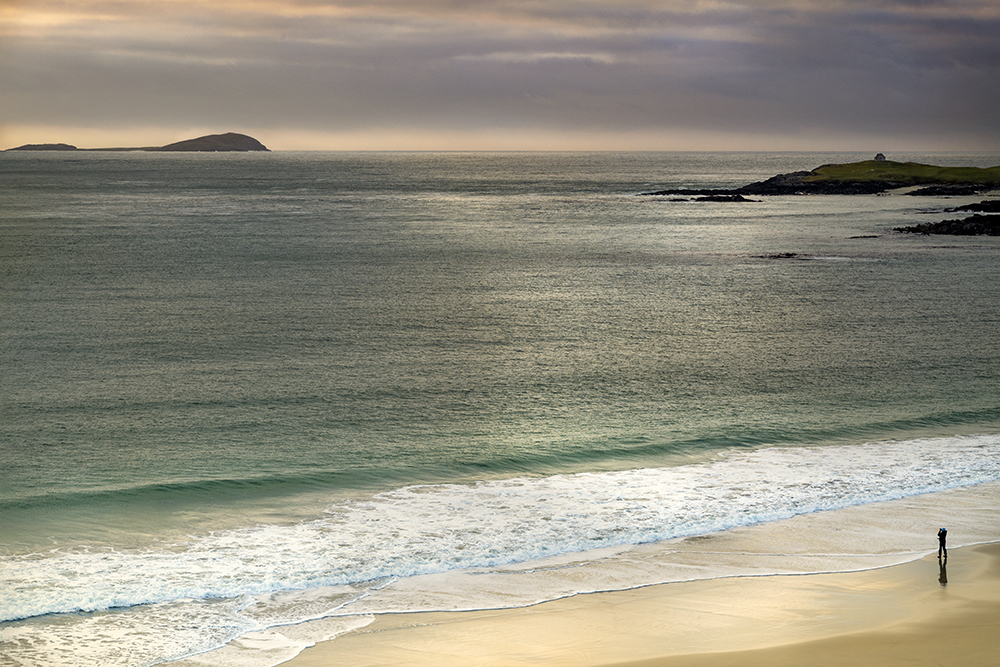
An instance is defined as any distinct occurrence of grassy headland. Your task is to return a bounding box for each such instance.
[805,160,1000,186]
[643,158,1000,197]
[640,157,1000,235]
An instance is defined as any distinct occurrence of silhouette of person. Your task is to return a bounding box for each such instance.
[937,527,947,559]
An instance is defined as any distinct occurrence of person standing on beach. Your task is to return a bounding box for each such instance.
[938,527,947,559]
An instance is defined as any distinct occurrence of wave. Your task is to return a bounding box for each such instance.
[4,433,1000,625]
[0,470,397,514]
[445,405,1000,475]
[3,433,1000,667]
[8,404,998,516]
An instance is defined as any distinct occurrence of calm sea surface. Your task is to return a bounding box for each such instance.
[2,151,999,666]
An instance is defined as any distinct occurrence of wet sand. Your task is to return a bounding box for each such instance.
[285,543,1000,667]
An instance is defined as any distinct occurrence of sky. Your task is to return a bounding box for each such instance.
[2,0,999,151]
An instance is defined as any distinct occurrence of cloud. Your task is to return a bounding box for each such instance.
[2,0,998,149]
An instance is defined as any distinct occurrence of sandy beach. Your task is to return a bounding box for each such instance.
[285,542,1000,667]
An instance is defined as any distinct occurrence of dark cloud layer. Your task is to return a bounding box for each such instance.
[2,0,998,149]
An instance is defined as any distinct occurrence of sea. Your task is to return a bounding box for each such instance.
[2,151,999,666]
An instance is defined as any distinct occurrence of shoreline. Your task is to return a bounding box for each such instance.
[283,543,1000,667]
[168,480,1000,667]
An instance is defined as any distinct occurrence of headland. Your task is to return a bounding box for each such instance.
[642,156,1000,235]
[5,132,268,152]
[642,157,1000,197]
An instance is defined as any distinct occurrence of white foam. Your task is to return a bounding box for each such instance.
[171,616,375,667]
[184,477,1000,667]
[2,435,1000,666]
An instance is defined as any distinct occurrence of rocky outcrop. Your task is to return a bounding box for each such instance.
[895,215,1000,236]
[739,173,897,195]
[947,200,1000,214]
[895,199,1000,236]
[905,184,989,197]
[642,175,898,197]
[656,194,760,202]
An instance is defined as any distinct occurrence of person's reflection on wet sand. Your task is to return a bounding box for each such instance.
[938,558,948,586]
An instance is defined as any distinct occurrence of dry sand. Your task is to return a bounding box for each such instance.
[285,543,1000,667]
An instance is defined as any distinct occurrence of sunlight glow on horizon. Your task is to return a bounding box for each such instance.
[5,124,990,154]
[3,0,999,152]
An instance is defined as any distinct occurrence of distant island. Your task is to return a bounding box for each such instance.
[643,155,1000,236]
[5,132,269,152]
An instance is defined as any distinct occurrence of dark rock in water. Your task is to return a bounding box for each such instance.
[643,181,895,197]
[906,184,991,196]
[151,133,269,152]
[642,170,900,197]
[895,200,1000,236]
[649,193,759,202]
[696,194,759,202]
[642,188,731,197]
[7,143,78,151]
[895,214,1000,236]
[947,200,1000,214]
[739,173,897,195]
[735,170,811,194]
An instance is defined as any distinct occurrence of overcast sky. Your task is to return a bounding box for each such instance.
[2,0,999,150]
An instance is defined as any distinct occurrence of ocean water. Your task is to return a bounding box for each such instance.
[2,151,999,666]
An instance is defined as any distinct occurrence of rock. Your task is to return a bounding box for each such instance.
[895,214,1000,236]
[644,193,759,202]
[947,200,1000,214]
[906,184,990,196]
[641,188,732,196]
[739,176,895,196]
[695,194,759,202]
[641,169,901,197]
